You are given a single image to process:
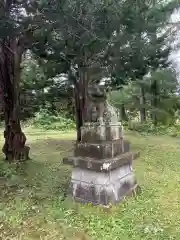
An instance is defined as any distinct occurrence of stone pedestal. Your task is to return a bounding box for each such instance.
[63,123,139,206]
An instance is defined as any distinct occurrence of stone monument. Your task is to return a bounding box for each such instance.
[63,84,140,206]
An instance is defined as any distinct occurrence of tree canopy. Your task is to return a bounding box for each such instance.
[0,0,180,159]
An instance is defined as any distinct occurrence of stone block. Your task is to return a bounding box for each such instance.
[81,124,123,142]
[63,152,133,172]
[122,140,130,153]
[69,165,138,206]
[74,139,130,159]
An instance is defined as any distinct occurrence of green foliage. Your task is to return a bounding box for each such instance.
[110,68,180,125]
[148,70,178,125]
[127,121,180,136]
[21,53,46,90]
[0,161,23,190]
[33,107,75,131]
[0,162,16,178]
[20,54,74,120]
[1,0,179,133]
[110,0,178,87]
[109,84,140,115]
[32,0,123,78]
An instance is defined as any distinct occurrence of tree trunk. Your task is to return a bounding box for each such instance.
[151,80,158,126]
[73,67,89,142]
[120,104,128,121]
[139,86,146,123]
[73,84,83,142]
[0,40,29,162]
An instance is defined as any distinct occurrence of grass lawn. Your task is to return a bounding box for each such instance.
[0,127,180,239]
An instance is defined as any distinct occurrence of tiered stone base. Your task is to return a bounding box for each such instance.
[63,123,140,206]
[70,164,138,206]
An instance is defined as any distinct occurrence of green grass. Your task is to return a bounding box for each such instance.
[0,127,180,239]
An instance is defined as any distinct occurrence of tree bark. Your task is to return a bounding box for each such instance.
[73,83,83,142]
[139,86,146,123]
[120,104,128,121]
[73,66,89,142]
[151,80,158,126]
[0,40,29,162]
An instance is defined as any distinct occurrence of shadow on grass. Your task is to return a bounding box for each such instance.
[1,133,180,239]
[0,137,91,239]
[0,138,75,201]
[30,138,75,156]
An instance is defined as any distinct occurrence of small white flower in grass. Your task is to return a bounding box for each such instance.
[143,225,164,235]
[144,226,150,234]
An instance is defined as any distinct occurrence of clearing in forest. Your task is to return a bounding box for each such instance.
[0,128,180,240]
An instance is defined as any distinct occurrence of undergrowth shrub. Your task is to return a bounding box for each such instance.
[0,161,25,188]
[33,108,76,131]
[0,161,17,178]
[127,121,180,136]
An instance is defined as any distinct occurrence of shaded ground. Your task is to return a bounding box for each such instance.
[0,128,180,239]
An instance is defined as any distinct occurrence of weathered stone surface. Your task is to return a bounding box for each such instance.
[63,82,139,206]
[74,139,130,159]
[69,165,138,206]
[63,152,134,172]
[81,124,123,142]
